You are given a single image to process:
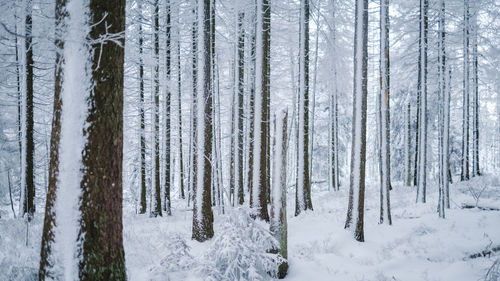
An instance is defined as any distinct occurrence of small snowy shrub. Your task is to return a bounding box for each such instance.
[200,208,280,281]
[150,233,195,278]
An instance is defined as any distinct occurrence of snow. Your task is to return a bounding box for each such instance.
[2,174,500,280]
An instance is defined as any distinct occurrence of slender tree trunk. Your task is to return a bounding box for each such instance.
[23,0,35,219]
[438,0,448,217]
[345,0,368,242]
[296,0,313,216]
[379,0,391,225]
[237,11,245,206]
[416,0,428,203]
[138,3,147,214]
[164,0,172,216]
[461,0,470,181]
[471,7,480,177]
[177,4,186,200]
[406,101,412,186]
[152,0,162,217]
[192,0,214,242]
[189,0,198,208]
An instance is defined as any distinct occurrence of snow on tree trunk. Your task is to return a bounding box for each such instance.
[250,0,270,222]
[461,0,470,181]
[471,3,480,177]
[438,0,448,218]
[138,2,147,214]
[271,109,289,278]
[164,0,172,216]
[152,0,162,217]
[23,0,35,220]
[379,0,391,225]
[192,0,214,242]
[345,0,368,243]
[296,0,313,216]
[39,0,90,278]
[416,0,428,204]
[237,11,245,207]
[77,0,127,277]
[177,3,186,200]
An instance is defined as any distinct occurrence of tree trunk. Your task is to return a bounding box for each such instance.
[345,0,368,242]
[461,0,470,181]
[177,4,186,200]
[152,0,162,217]
[23,0,35,220]
[471,6,480,177]
[271,109,289,279]
[164,0,172,216]
[192,0,214,242]
[138,2,147,214]
[237,11,245,206]
[416,0,428,203]
[379,0,391,225]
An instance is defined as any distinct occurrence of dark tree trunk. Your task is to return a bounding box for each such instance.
[138,2,147,214]
[39,1,66,277]
[24,0,35,219]
[461,0,470,181]
[78,0,127,278]
[152,0,162,217]
[237,11,245,207]
[192,0,214,242]
[164,0,172,216]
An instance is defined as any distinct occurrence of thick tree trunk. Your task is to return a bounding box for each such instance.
[192,0,214,242]
[345,0,368,242]
[270,110,289,279]
[78,0,127,278]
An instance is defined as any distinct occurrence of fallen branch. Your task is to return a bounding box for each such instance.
[467,245,500,260]
[461,204,500,211]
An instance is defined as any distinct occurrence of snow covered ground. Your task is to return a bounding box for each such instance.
[1,174,499,280]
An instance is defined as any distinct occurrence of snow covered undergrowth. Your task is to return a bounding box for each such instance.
[1,174,499,280]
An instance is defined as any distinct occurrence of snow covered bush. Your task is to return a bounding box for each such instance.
[485,258,500,281]
[200,208,281,281]
[149,233,195,278]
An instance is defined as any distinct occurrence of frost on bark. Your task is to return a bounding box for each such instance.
[416,0,428,203]
[192,0,214,242]
[78,0,127,278]
[177,3,186,200]
[271,110,289,279]
[329,0,340,192]
[296,0,313,216]
[405,101,412,187]
[378,0,391,225]
[345,0,368,242]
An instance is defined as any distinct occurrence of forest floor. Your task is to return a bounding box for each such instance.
[1,174,500,280]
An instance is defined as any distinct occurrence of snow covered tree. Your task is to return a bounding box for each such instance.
[39,0,127,278]
[192,0,214,242]
[152,0,162,217]
[416,0,428,203]
[138,2,147,214]
[237,10,245,207]
[471,1,480,177]
[378,0,391,225]
[295,0,313,216]
[22,0,35,220]
[250,0,270,222]
[271,109,289,278]
[345,0,368,242]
